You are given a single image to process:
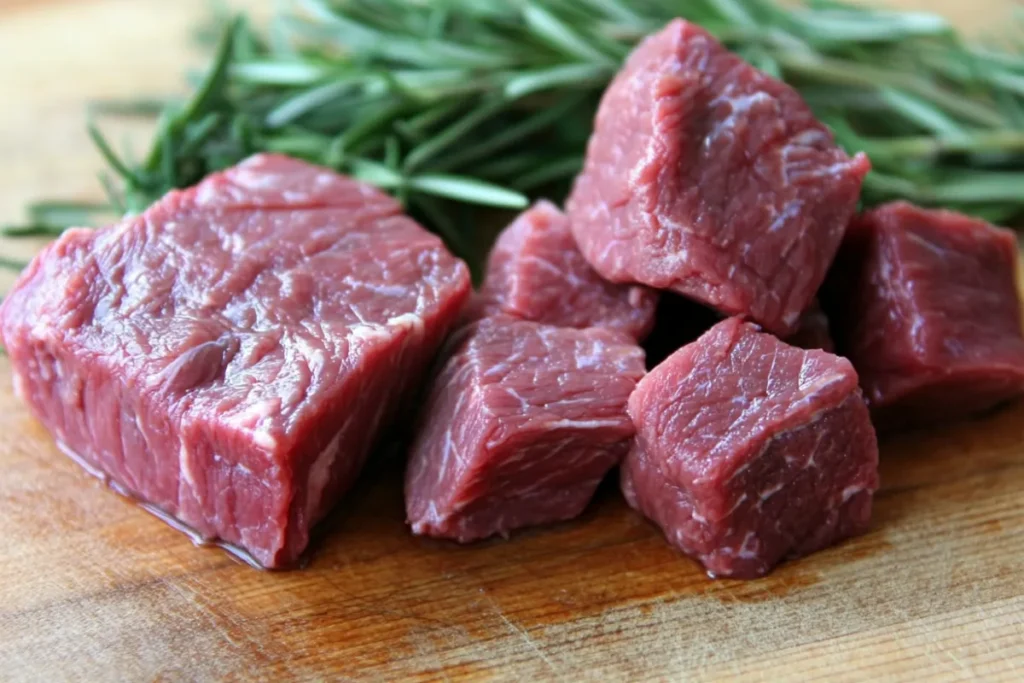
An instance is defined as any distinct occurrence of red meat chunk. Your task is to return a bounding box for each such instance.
[405,316,645,542]
[566,19,869,335]
[623,317,879,579]
[474,200,657,340]
[825,201,1024,430]
[0,154,471,568]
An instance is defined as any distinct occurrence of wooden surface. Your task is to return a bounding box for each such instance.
[1,1,1023,681]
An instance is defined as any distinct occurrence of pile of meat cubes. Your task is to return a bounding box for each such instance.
[407,20,1024,578]
[3,20,1024,577]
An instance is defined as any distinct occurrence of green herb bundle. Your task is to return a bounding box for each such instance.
[7,0,1024,272]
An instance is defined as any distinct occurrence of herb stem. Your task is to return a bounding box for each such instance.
[5,0,1024,275]
[867,130,1024,160]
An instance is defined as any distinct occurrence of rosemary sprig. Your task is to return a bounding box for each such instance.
[5,0,1024,274]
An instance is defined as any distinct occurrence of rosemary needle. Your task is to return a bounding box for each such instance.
[5,0,1024,274]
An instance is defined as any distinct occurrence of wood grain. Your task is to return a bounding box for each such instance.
[1,1,1022,681]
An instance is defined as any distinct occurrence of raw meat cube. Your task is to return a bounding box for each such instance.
[824,201,1024,429]
[566,19,870,335]
[787,300,834,352]
[0,154,471,568]
[405,316,646,542]
[474,200,657,340]
[623,317,879,579]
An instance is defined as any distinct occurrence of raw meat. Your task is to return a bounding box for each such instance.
[0,154,471,568]
[623,317,879,579]
[474,200,657,340]
[824,201,1024,430]
[787,300,834,352]
[405,316,645,542]
[566,18,870,335]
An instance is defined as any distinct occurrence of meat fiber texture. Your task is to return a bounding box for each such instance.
[472,200,657,341]
[405,316,646,542]
[566,18,870,336]
[0,154,471,568]
[623,317,879,579]
[824,201,1024,430]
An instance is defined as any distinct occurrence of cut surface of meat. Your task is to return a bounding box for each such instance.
[566,18,870,335]
[623,317,879,579]
[474,200,657,340]
[0,153,471,568]
[405,316,645,542]
[824,201,1024,430]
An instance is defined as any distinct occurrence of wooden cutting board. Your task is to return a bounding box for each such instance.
[1,1,1022,680]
